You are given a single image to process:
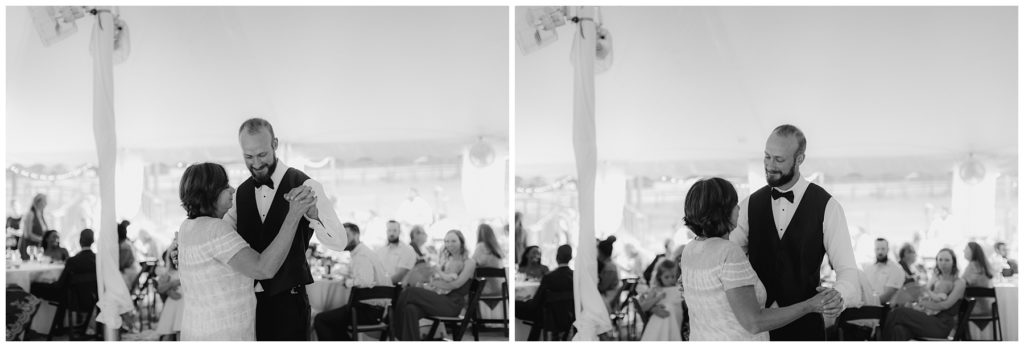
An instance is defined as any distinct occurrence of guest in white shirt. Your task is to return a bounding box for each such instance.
[314,222,391,341]
[730,124,858,340]
[861,238,905,305]
[376,220,418,285]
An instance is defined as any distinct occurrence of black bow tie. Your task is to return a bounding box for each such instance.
[770,189,794,203]
[255,180,274,190]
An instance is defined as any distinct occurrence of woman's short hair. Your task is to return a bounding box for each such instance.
[898,243,915,262]
[683,177,738,238]
[179,162,230,219]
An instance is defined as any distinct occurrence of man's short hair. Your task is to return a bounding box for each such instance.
[343,223,360,234]
[387,220,399,225]
[876,238,888,245]
[772,124,807,157]
[238,117,276,139]
[556,244,573,264]
[79,229,95,248]
[995,242,1006,249]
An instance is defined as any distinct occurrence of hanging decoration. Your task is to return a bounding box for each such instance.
[7,164,96,181]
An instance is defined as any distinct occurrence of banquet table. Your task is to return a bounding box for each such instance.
[5,262,65,334]
[514,281,541,341]
[306,278,350,340]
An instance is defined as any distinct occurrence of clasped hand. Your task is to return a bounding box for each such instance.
[812,286,844,318]
[284,186,317,216]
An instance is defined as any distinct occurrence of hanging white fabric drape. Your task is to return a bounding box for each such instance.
[91,8,133,329]
[570,6,612,341]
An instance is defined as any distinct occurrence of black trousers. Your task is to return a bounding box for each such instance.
[255,287,311,341]
[313,303,385,341]
[770,312,826,341]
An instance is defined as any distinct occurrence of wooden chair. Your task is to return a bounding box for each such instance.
[424,278,483,341]
[836,305,889,340]
[964,286,1001,341]
[472,267,509,337]
[347,286,397,341]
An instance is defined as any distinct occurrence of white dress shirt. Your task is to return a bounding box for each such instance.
[729,175,861,308]
[375,242,418,281]
[861,260,905,300]
[223,161,348,291]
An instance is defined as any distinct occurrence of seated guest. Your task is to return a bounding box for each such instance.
[473,224,505,295]
[596,236,620,310]
[897,243,923,285]
[376,220,417,285]
[410,224,430,264]
[881,248,966,340]
[315,223,392,341]
[523,244,574,341]
[391,229,477,340]
[518,246,549,281]
[962,242,994,315]
[862,238,904,305]
[30,229,96,302]
[41,229,69,262]
[992,242,1017,276]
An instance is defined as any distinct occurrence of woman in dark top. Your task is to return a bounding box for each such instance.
[41,230,69,262]
[19,194,48,260]
[518,245,549,281]
[391,229,478,340]
[881,248,965,340]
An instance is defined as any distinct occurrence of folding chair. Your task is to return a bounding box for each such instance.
[915,297,977,341]
[964,286,1001,341]
[836,305,888,340]
[473,267,509,337]
[424,278,483,341]
[347,286,397,341]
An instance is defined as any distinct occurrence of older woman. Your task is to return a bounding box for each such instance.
[19,194,48,260]
[679,177,839,341]
[898,243,923,285]
[881,248,966,340]
[392,229,477,340]
[176,162,314,340]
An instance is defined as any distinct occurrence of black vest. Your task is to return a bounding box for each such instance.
[747,183,830,309]
[236,167,313,296]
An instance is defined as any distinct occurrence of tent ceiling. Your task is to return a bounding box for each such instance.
[516,7,1017,166]
[7,7,509,164]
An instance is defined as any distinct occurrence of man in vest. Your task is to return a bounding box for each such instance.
[226,117,348,340]
[729,124,859,340]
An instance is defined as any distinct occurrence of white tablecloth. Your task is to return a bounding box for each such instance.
[306,279,351,340]
[5,262,64,292]
[515,282,540,301]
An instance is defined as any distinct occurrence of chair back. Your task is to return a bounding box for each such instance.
[952,297,977,341]
[836,305,889,340]
[349,286,397,304]
[963,286,996,299]
[475,267,506,279]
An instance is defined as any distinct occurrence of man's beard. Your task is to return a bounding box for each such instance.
[876,254,889,264]
[344,241,358,252]
[766,161,797,188]
[249,156,278,185]
[387,235,399,244]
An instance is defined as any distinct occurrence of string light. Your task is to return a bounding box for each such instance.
[7,164,95,182]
